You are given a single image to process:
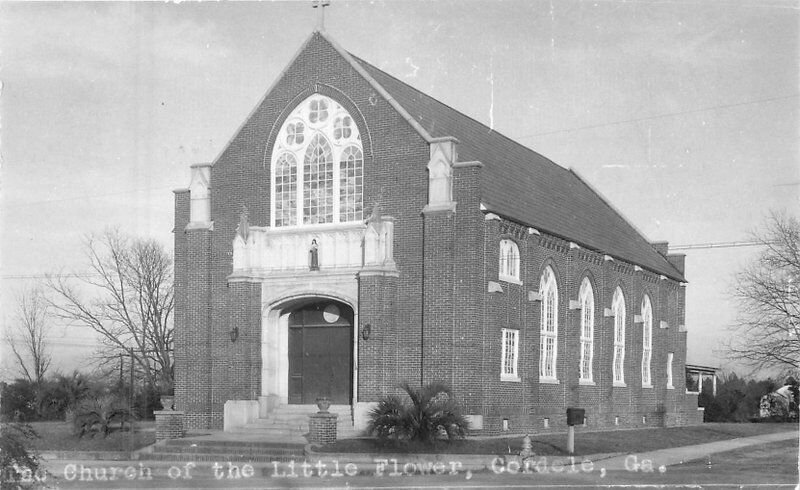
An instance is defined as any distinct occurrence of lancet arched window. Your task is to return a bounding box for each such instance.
[641,295,653,387]
[578,277,595,382]
[612,287,627,385]
[539,266,559,380]
[271,94,363,227]
[499,239,520,282]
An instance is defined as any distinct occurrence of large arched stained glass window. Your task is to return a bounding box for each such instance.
[270,94,363,227]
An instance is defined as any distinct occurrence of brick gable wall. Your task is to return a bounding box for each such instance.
[175,33,433,428]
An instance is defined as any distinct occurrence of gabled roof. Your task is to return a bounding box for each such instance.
[296,31,685,282]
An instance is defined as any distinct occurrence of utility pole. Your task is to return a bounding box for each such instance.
[129,351,134,453]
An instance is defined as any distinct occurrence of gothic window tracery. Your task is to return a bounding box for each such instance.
[271,94,363,227]
[612,287,627,385]
[539,266,558,381]
[579,277,595,382]
[641,295,653,387]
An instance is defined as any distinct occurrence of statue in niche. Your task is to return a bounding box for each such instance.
[237,205,249,241]
[367,202,382,224]
[309,239,319,271]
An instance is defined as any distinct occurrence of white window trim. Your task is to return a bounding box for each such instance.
[578,277,595,383]
[498,239,521,284]
[538,266,558,381]
[612,287,626,386]
[666,352,674,389]
[641,295,653,388]
[270,94,363,229]
[500,328,520,382]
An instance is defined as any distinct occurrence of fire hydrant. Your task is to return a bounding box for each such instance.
[520,434,534,461]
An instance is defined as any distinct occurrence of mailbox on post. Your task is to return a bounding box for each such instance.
[565,407,584,454]
[566,407,585,426]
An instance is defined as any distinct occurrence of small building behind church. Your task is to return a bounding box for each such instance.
[173,30,702,435]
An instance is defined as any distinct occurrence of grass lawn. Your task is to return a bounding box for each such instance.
[320,422,799,456]
[663,438,800,484]
[22,421,155,452]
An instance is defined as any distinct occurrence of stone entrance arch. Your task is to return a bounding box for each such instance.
[260,292,358,414]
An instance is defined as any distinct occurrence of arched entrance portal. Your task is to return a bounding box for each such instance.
[287,301,353,404]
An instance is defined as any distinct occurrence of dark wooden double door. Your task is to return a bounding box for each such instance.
[288,302,353,404]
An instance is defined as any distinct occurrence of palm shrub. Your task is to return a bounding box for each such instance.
[73,394,135,438]
[368,381,469,444]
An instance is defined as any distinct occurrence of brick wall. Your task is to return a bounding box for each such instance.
[476,216,696,433]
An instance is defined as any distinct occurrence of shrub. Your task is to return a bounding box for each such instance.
[0,422,44,488]
[368,381,469,444]
[0,380,38,422]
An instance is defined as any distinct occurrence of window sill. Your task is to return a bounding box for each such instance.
[501,375,521,383]
[612,381,627,388]
[641,383,653,389]
[579,379,596,386]
[686,389,700,395]
[666,385,674,390]
[499,275,522,286]
[539,377,560,385]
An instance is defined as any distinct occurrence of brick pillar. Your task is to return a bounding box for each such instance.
[226,280,262,401]
[308,413,338,445]
[173,190,190,415]
[155,411,185,441]
[450,162,484,415]
[421,207,455,386]
[180,226,213,430]
[357,272,399,400]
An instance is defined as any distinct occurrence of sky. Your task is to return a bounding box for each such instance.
[1,0,798,380]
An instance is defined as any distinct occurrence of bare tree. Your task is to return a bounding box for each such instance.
[6,287,52,385]
[47,229,174,392]
[728,211,800,370]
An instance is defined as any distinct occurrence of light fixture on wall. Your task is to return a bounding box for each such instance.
[230,326,239,342]
[361,323,372,341]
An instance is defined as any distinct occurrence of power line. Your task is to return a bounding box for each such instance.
[670,240,767,251]
[1,273,104,280]
[4,185,176,209]
[4,337,99,348]
[515,94,799,140]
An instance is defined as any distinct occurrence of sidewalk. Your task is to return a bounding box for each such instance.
[587,429,799,470]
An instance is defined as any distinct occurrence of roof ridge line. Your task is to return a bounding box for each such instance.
[350,53,572,174]
[317,31,437,144]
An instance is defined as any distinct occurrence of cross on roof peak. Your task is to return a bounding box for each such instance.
[312,0,331,31]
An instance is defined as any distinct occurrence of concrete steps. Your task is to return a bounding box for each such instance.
[228,404,364,440]
[144,439,306,463]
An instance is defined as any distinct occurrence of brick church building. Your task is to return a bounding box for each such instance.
[173,29,702,434]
